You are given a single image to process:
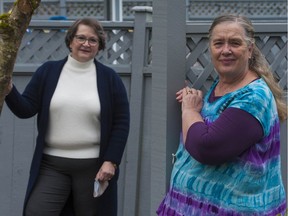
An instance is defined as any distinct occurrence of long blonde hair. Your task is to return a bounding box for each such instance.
[209,14,287,121]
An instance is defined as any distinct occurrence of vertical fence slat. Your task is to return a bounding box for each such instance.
[150,1,186,215]
[122,6,152,216]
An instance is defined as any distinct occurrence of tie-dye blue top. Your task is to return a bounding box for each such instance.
[157,78,286,216]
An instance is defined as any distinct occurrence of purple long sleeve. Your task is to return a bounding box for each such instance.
[185,107,263,165]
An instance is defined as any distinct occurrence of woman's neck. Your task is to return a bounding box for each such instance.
[215,70,258,96]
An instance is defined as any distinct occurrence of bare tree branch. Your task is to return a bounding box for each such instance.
[0,0,41,114]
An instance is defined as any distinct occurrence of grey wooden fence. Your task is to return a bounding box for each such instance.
[0,5,287,216]
[1,0,286,21]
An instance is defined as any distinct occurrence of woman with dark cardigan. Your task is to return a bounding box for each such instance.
[5,18,130,216]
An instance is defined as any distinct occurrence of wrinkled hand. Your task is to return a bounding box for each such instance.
[177,87,203,112]
[95,161,116,182]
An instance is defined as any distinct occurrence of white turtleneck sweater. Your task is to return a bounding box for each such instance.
[44,55,101,158]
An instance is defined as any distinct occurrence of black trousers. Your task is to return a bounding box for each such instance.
[25,154,117,216]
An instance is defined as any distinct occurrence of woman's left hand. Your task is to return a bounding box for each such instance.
[182,87,203,113]
[95,161,116,182]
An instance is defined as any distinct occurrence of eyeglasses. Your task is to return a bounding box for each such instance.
[74,35,99,46]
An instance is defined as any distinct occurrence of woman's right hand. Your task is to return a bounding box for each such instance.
[0,75,13,96]
[176,88,184,103]
[5,78,13,96]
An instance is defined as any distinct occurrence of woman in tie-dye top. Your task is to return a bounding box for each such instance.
[157,14,287,216]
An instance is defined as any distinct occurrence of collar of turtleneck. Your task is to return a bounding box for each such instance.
[67,55,95,70]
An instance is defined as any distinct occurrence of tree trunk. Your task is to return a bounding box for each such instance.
[0,0,41,114]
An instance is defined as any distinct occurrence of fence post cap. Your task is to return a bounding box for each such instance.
[132,6,153,13]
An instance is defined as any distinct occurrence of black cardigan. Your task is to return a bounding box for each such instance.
[5,57,130,215]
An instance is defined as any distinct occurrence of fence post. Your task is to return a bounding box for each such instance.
[122,6,152,216]
[59,0,66,17]
[150,1,186,215]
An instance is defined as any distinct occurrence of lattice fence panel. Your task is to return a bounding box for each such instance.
[66,2,105,19]
[185,35,288,93]
[16,28,134,66]
[147,28,153,65]
[33,2,61,17]
[255,35,288,89]
[186,0,287,21]
[98,29,133,64]
[16,29,69,63]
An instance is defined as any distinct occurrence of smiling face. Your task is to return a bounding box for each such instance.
[209,22,253,79]
[69,24,99,62]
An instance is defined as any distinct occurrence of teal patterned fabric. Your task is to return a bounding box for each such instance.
[157,78,286,215]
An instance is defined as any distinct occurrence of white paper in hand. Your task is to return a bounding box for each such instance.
[93,179,109,197]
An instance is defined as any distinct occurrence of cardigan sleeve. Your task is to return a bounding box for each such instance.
[97,62,130,165]
[5,59,65,119]
[5,68,44,118]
